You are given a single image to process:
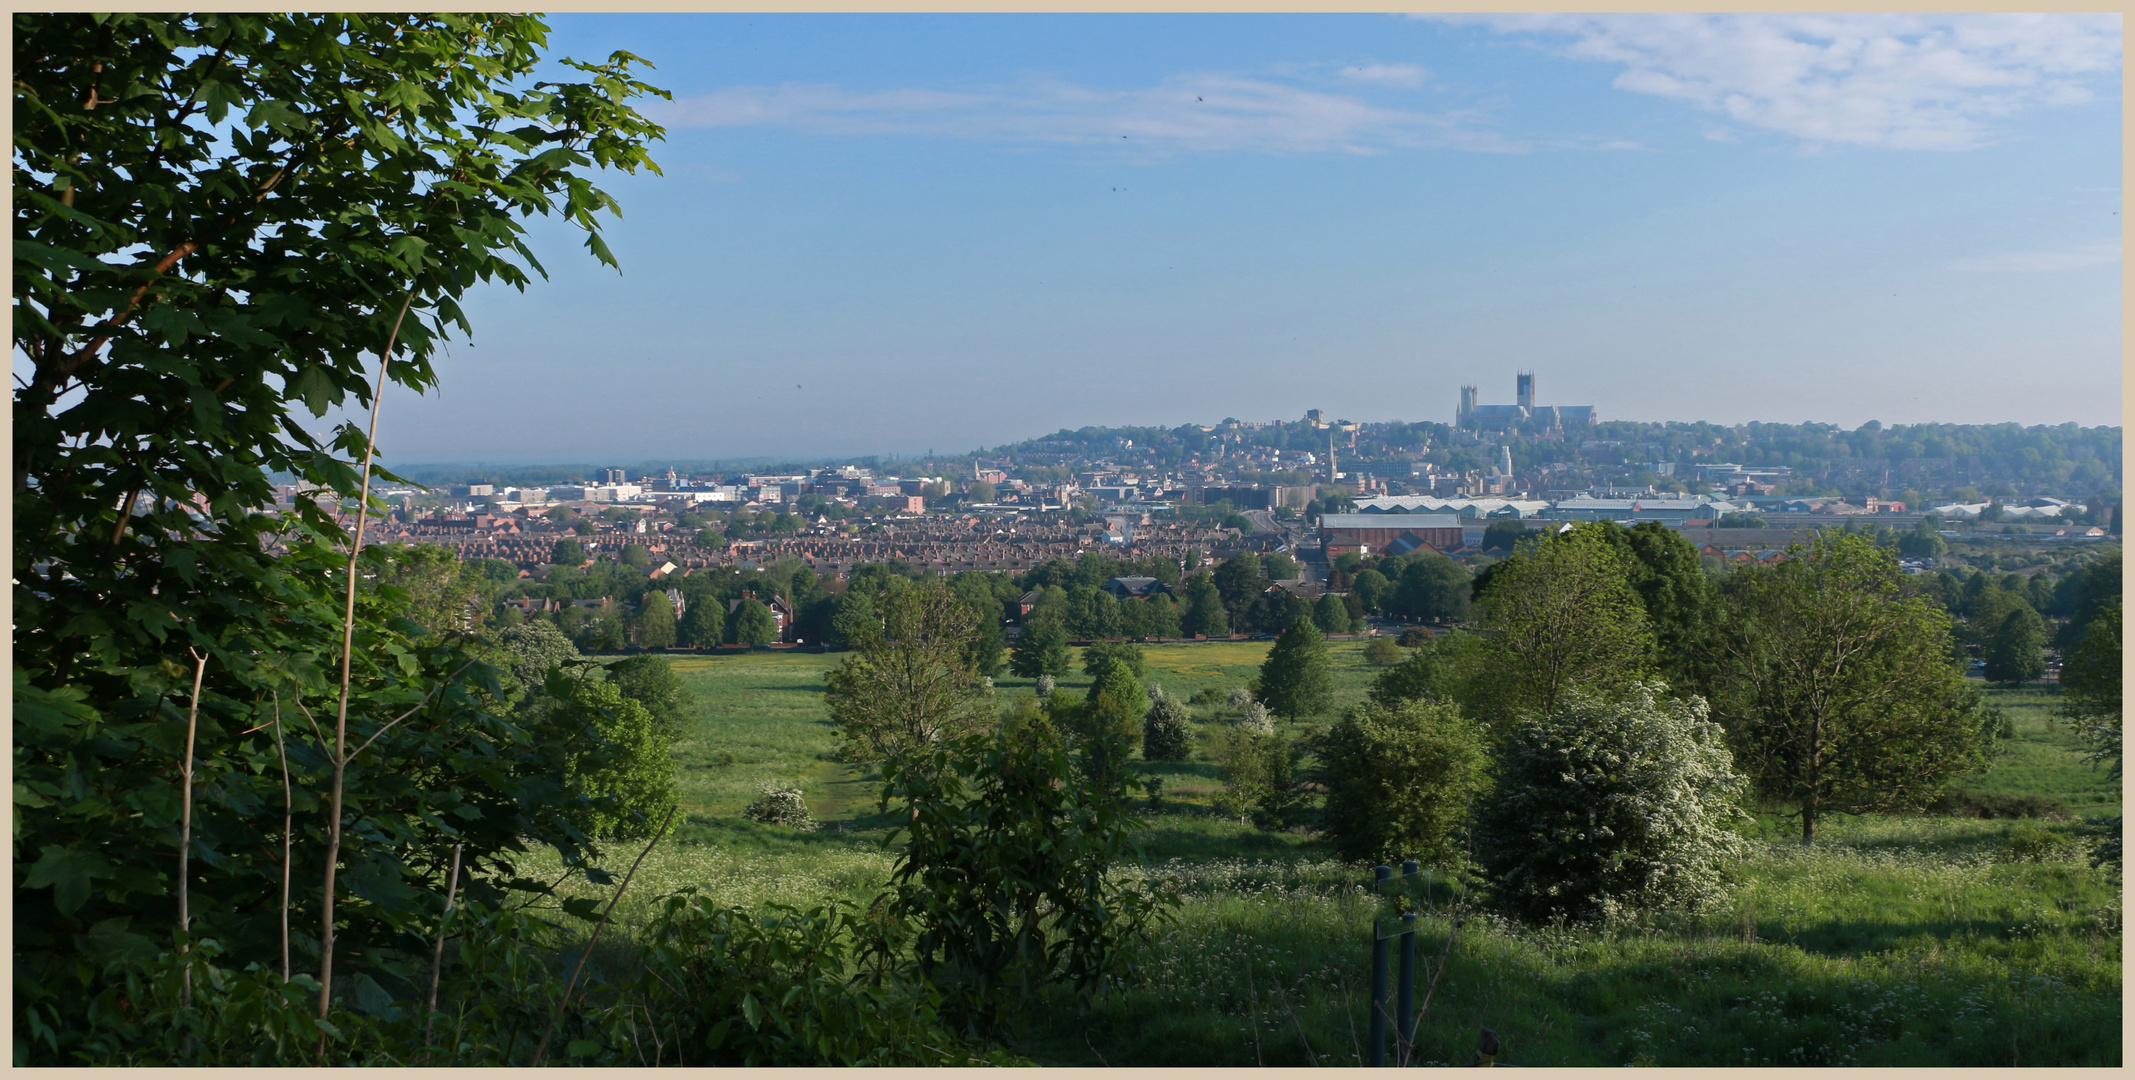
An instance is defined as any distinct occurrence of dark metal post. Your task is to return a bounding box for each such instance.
[1397,859,1419,1064]
[1369,865,1390,1067]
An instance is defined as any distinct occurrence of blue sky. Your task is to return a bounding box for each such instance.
[379,14,2122,465]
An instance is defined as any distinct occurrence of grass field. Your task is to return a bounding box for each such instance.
[530,642,2120,1066]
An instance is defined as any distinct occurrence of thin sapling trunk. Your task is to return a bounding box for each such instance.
[178,648,207,1008]
[317,286,417,1038]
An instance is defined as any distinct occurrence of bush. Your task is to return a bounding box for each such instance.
[2001,824,2082,862]
[1142,688,1194,762]
[1362,636,1402,665]
[1035,674,1056,698]
[623,893,1019,1065]
[1082,640,1147,681]
[1314,698,1491,867]
[549,672,679,841]
[1236,700,1274,735]
[1397,626,1434,648]
[743,784,819,830]
[874,698,1174,1035]
[1212,729,1309,832]
[1188,686,1226,707]
[1476,684,1748,923]
[1924,790,2073,820]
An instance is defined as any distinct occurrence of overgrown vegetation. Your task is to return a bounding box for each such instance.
[15,13,2118,1066]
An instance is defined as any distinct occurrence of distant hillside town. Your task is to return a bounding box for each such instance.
[330,379,2118,594]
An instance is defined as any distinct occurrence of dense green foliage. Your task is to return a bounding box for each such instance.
[12,13,668,1061]
[1313,698,1490,867]
[822,580,993,765]
[1476,686,1749,922]
[1705,533,1991,841]
[1255,619,1333,721]
[875,697,1175,1036]
[1471,525,1655,721]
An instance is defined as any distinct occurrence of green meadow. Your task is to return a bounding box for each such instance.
[529,642,2120,1067]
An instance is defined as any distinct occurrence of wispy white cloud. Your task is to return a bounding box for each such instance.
[651,72,1519,155]
[1950,240,2121,273]
[1338,62,1430,88]
[1428,14,2121,150]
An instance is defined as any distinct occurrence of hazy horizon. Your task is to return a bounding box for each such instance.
[358,13,2121,464]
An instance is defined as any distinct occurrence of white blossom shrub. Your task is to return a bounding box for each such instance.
[1142,687,1194,761]
[743,783,819,831]
[1035,674,1056,699]
[1476,683,1748,922]
[1235,701,1274,736]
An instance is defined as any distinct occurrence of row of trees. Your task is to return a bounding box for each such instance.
[1238,525,2023,852]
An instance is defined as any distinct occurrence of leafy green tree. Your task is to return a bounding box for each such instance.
[823,581,993,765]
[2061,599,2122,870]
[485,619,583,699]
[828,592,881,649]
[1255,619,1333,722]
[1362,636,1403,666]
[581,606,628,651]
[1212,729,1308,831]
[1481,519,1528,552]
[1368,630,1487,711]
[1392,552,1471,622]
[1141,687,1193,761]
[2063,597,2123,735]
[1313,592,1356,634]
[573,518,600,537]
[1983,606,2047,686]
[551,538,588,566]
[1065,584,1122,638]
[1706,533,1990,842]
[1476,686,1748,922]
[1081,663,1146,755]
[551,675,678,842]
[620,543,654,569]
[1145,594,1183,639]
[726,598,779,647]
[1211,552,1264,621]
[633,589,677,648]
[2057,551,2123,652]
[1472,526,1654,722]
[872,697,1174,1036]
[951,574,1007,677]
[1178,572,1230,637]
[1897,518,1948,560]
[1598,521,1718,687]
[1009,614,1072,679]
[608,653,692,744]
[1081,640,1147,682]
[1962,585,2034,651]
[1262,552,1300,581]
[1351,568,1394,612]
[679,597,725,648]
[373,543,487,636]
[1314,698,1490,867]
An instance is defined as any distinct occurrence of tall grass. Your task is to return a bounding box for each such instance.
[555,648,2120,1067]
